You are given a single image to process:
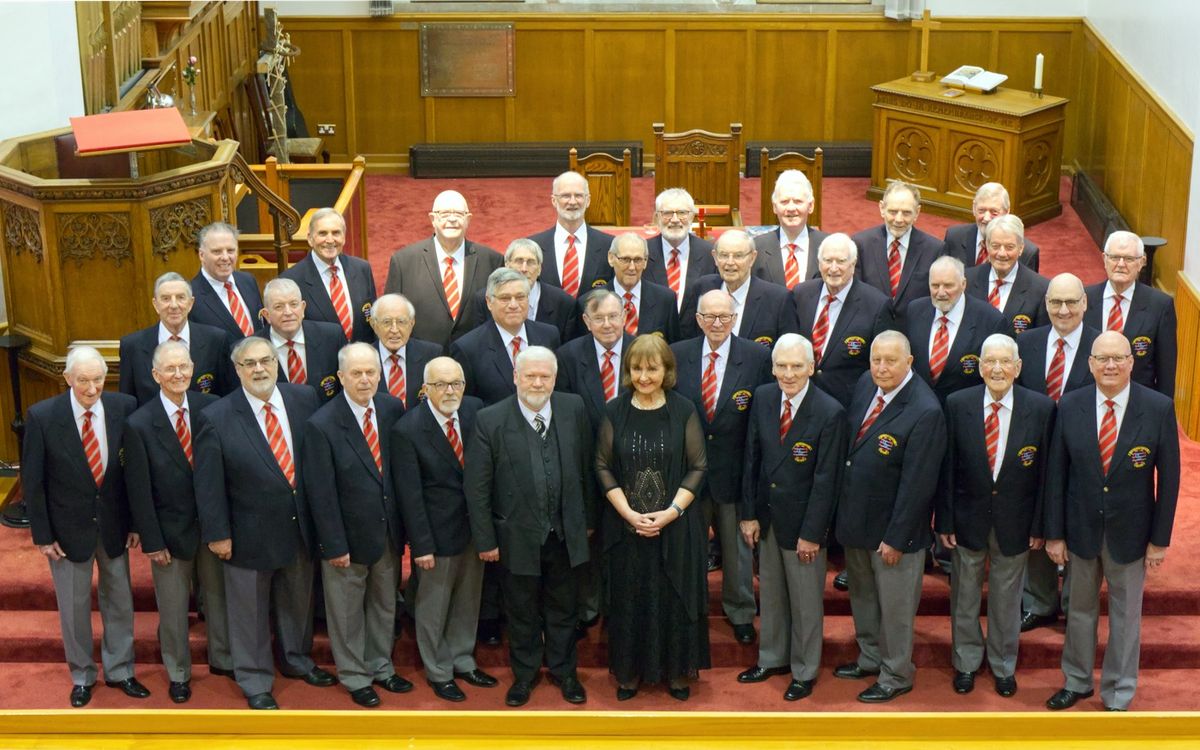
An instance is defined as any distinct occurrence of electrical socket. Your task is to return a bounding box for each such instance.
[317,124,336,135]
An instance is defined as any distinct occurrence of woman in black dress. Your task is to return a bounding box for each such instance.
[596,334,709,701]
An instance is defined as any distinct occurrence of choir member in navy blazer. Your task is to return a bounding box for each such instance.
[852,181,944,331]
[907,256,1007,404]
[528,171,615,294]
[471,238,580,343]
[119,271,234,404]
[23,346,146,708]
[643,188,717,307]
[452,268,562,406]
[254,277,347,402]
[964,215,1050,337]
[369,293,442,410]
[942,183,1040,272]
[555,290,633,431]
[936,334,1056,698]
[834,331,946,703]
[194,336,333,709]
[752,169,828,288]
[280,208,378,344]
[384,190,504,349]
[1043,331,1179,712]
[188,222,263,339]
[1017,274,1099,400]
[1083,231,1177,398]
[302,343,411,707]
[672,289,773,644]
[608,232,680,342]
[738,334,846,701]
[123,342,229,703]
[791,233,894,409]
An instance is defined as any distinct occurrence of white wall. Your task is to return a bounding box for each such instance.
[0,2,85,141]
[928,0,1084,15]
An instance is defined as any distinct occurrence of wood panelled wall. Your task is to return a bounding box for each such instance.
[1176,273,1200,438]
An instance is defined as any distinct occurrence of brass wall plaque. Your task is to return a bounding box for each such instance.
[419,23,514,97]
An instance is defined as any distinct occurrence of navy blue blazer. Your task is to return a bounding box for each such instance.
[791,279,893,409]
[380,338,443,409]
[936,384,1056,556]
[617,280,680,342]
[906,295,1008,404]
[189,270,263,340]
[529,225,616,293]
[23,391,138,563]
[742,382,847,549]
[678,275,795,347]
[852,225,944,331]
[254,319,347,402]
[1084,281,1177,397]
[302,392,405,565]
[470,282,580,344]
[671,335,773,505]
[752,228,830,288]
[118,322,234,405]
[392,397,482,558]
[1016,324,1100,397]
[644,233,717,298]
[943,223,1041,272]
[280,253,378,344]
[450,319,561,406]
[964,263,1050,337]
[1044,383,1179,565]
[554,333,634,432]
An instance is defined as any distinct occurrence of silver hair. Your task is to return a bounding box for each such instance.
[153,271,192,298]
[930,254,966,280]
[771,169,814,203]
[985,213,1025,244]
[608,232,648,258]
[772,333,814,365]
[152,340,192,371]
[370,293,416,320]
[881,180,921,205]
[505,237,544,265]
[423,355,464,384]
[1104,230,1145,257]
[581,288,622,315]
[552,171,589,196]
[65,345,108,376]
[307,207,346,235]
[714,229,753,253]
[230,335,272,364]
[337,341,380,372]
[817,232,858,264]
[197,221,239,250]
[654,187,696,214]
[980,333,1019,361]
[262,277,302,306]
[697,289,736,313]
[515,345,558,373]
[872,329,912,356]
[973,182,1011,211]
[486,267,531,299]
[1046,272,1085,298]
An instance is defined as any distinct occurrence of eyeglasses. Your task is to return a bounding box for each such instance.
[714,253,752,263]
[155,364,193,376]
[1090,354,1133,364]
[237,356,277,369]
[585,313,623,325]
[427,380,466,392]
[432,210,468,220]
[268,300,303,312]
[491,294,528,305]
[553,192,588,201]
[611,256,647,266]
[657,209,693,218]
[697,313,734,324]
[374,317,412,330]
[981,358,1017,368]
[1103,253,1143,265]
[1046,297,1084,309]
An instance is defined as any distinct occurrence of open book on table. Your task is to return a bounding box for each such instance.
[940,66,1008,93]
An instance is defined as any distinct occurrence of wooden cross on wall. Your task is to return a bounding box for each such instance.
[911,9,940,82]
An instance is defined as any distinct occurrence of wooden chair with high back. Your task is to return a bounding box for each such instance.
[568,147,632,226]
[652,122,743,226]
[759,146,824,229]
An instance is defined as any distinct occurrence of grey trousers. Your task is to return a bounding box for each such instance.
[702,498,756,625]
[756,526,825,681]
[48,540,135,686]
[223,544,316,697]
[845,546,925,690]
[950,530,1027,678]
[1062,541,1146,710]
[1023,548,1071,617]
[414,548,484,682]
[150,545,232,681]
[322,546,399,691]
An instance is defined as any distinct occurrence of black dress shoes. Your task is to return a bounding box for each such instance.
[707,554,722,573]
[247,692,279,710]
[737,665,789,683]
[550,674,587,704]
[1020,611,1059,632]
[833,663,879,680]
[732,623,756,644]
[994,675,1018,697]
[832,570,849,592]
[668,684,690,701]
[168,680,192,703]
[1046,687,1093,710]
[953,671,975,694]
[374,674,414,693]
[428,679,466,702]
[784,679,814,701]
[286,666,336,687]
[69,684,94,708]
[105,677,151,698]
[477,619,502,646]
[616,684,639,701]
[209,666,236,679]
[350,686,380,707]
[454,669,499,687]
[505,680,536,707]
[857,682,912,703]
[1104,706,1127,712]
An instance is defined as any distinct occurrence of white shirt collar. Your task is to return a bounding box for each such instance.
[159,390,190,419]
[983,386,1014,412]
[1097,383,1131,411]
[874,369,915,405]
[343,391,374,424]
[434,237,465,266]
[612,278,642,300]
[269,326,305,347]
[593,336,623,360]
[705,334,733,360]
[70,390,103,421]
[157,322,191,346]
[518,397,552,429]
[427,399,459,429]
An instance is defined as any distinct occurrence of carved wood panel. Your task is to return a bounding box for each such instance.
[948,133,1004,198]
[2,202,43,263]
[56,212,133,267]
[150,198,211,262]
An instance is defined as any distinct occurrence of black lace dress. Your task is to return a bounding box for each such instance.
[596,391,709,685]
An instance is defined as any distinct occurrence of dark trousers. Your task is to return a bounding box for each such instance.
[500,535,579,684]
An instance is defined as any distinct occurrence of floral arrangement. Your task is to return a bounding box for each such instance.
[182,56,200,87]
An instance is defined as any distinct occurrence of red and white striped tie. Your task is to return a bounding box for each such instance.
[1106,293,1125,332]
[666,247,682,300]
[985,402,1001,474]
[929,315,950,381]
[856,395,886,442]
[887,239,902,298]
[387,353,406,406]
[1045,339,1066,402]
[562,235,581,297]
[1099,399,1118,474]
[286,340,306,384]
[811,294,835,361]
[623,292,638,336]
[175,407,193,468]
[784,243,801,289]
[446,416,464,467]
[779,399,792,444]
[443,257,460,320]
[328,265,353,341]
[976,239,989,266]
[362,406,382,474]
[225,281,254,336]
[601,349,616,402]
[262,403,296,487]
[988,278,1005,309]
[701,352,718,421]
[510,335,523,364]
[81,410,105,486]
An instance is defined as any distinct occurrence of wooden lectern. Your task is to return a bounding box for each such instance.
[867,77,1068,225]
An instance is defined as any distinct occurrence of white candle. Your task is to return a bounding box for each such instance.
[1035,53,1044,90]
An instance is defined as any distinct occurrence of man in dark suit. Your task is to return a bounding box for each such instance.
[965,214,1050,337]
[23,346,148,708]
[370,293,442,410]
[393,356,499,702]
[189,222,263,339]
[528,171,614,296]
[852,181,944,331]
[123,341,230,704]
[302,342,412,708]
[1044,331,1179,712]
[738,333,846,701]
[452,268,562,406]
[384,190,503,349]
[643,188,716,309]
[1016,272,1100,632]
[1083,230,1177,398]
[555,289,632,431]
[119,271,233,404]
[672,289,772,644]
[280,208,377,344]
[752,169,829,289]
[678,230,794,346]
[907,256,1007,405]
[833,331,946,703]
[464,347,597,707]
[608,232,680,342]
[194,336,335,710]
[792,233,893,409]
[254,277,348,402]
[937,334,1056,699]
[942,182,1041,272]
[471,238,579,343]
